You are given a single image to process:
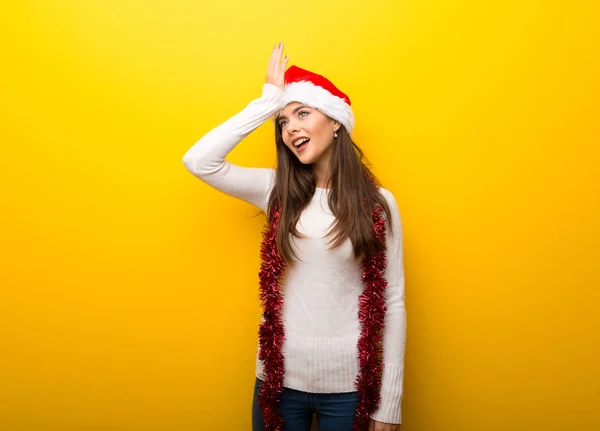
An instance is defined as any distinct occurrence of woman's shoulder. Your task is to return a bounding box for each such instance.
[257,168,277,212]
[377,187,402,224]
[378,186,397,204]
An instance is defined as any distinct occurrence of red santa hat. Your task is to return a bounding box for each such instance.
[280,65,355,136]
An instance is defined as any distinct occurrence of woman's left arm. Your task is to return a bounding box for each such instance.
[370,189,406,428]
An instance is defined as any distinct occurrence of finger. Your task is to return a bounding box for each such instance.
[269,45,277,72]
[276,42,284,62]
[274,44,284,76]
[282,54,289,71]
[270,43,281,72]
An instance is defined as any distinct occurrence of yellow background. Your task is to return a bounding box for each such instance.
[1,0,598,430]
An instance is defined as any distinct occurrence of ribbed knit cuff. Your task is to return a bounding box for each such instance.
[370,362,404,424]
[262,83,285,103]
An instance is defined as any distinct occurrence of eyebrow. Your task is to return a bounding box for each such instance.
[277,105,311,121]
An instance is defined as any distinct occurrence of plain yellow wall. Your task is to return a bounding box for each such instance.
[1,0,599,430]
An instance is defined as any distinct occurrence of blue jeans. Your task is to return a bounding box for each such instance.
[252,377,360,431]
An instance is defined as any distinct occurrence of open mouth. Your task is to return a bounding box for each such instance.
[293,137,310,152]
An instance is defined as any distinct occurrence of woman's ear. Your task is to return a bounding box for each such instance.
[333,121,341,132]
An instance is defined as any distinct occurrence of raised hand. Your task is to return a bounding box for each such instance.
[266,42,288,90]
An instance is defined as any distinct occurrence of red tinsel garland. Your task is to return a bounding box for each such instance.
[257,192,388,431]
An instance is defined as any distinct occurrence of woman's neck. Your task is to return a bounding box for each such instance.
[313,155,332,189]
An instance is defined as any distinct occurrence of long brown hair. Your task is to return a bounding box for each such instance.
[266,123,393,265]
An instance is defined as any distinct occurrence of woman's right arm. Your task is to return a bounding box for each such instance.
[182,83,283,212]
[182,43,288,213]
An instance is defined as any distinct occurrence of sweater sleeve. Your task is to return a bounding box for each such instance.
[182,83,285,213]
[371,188,407,424]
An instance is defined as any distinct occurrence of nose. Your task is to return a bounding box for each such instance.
[285,118,301,135]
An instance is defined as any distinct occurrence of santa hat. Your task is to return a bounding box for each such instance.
[279,65,355,136]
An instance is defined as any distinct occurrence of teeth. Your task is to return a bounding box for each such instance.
[294,138,309,147]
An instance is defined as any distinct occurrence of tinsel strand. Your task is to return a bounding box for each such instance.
[353,203,388,431]
[257,201,287,431]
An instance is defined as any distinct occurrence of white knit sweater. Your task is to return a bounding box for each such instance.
[182,83,406,424]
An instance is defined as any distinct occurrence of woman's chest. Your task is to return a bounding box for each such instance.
[292,199,355,262]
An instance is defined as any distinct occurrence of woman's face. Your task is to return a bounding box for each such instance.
[277,102,340,165]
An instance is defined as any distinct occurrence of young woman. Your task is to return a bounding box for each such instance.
[182,42,406,431]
